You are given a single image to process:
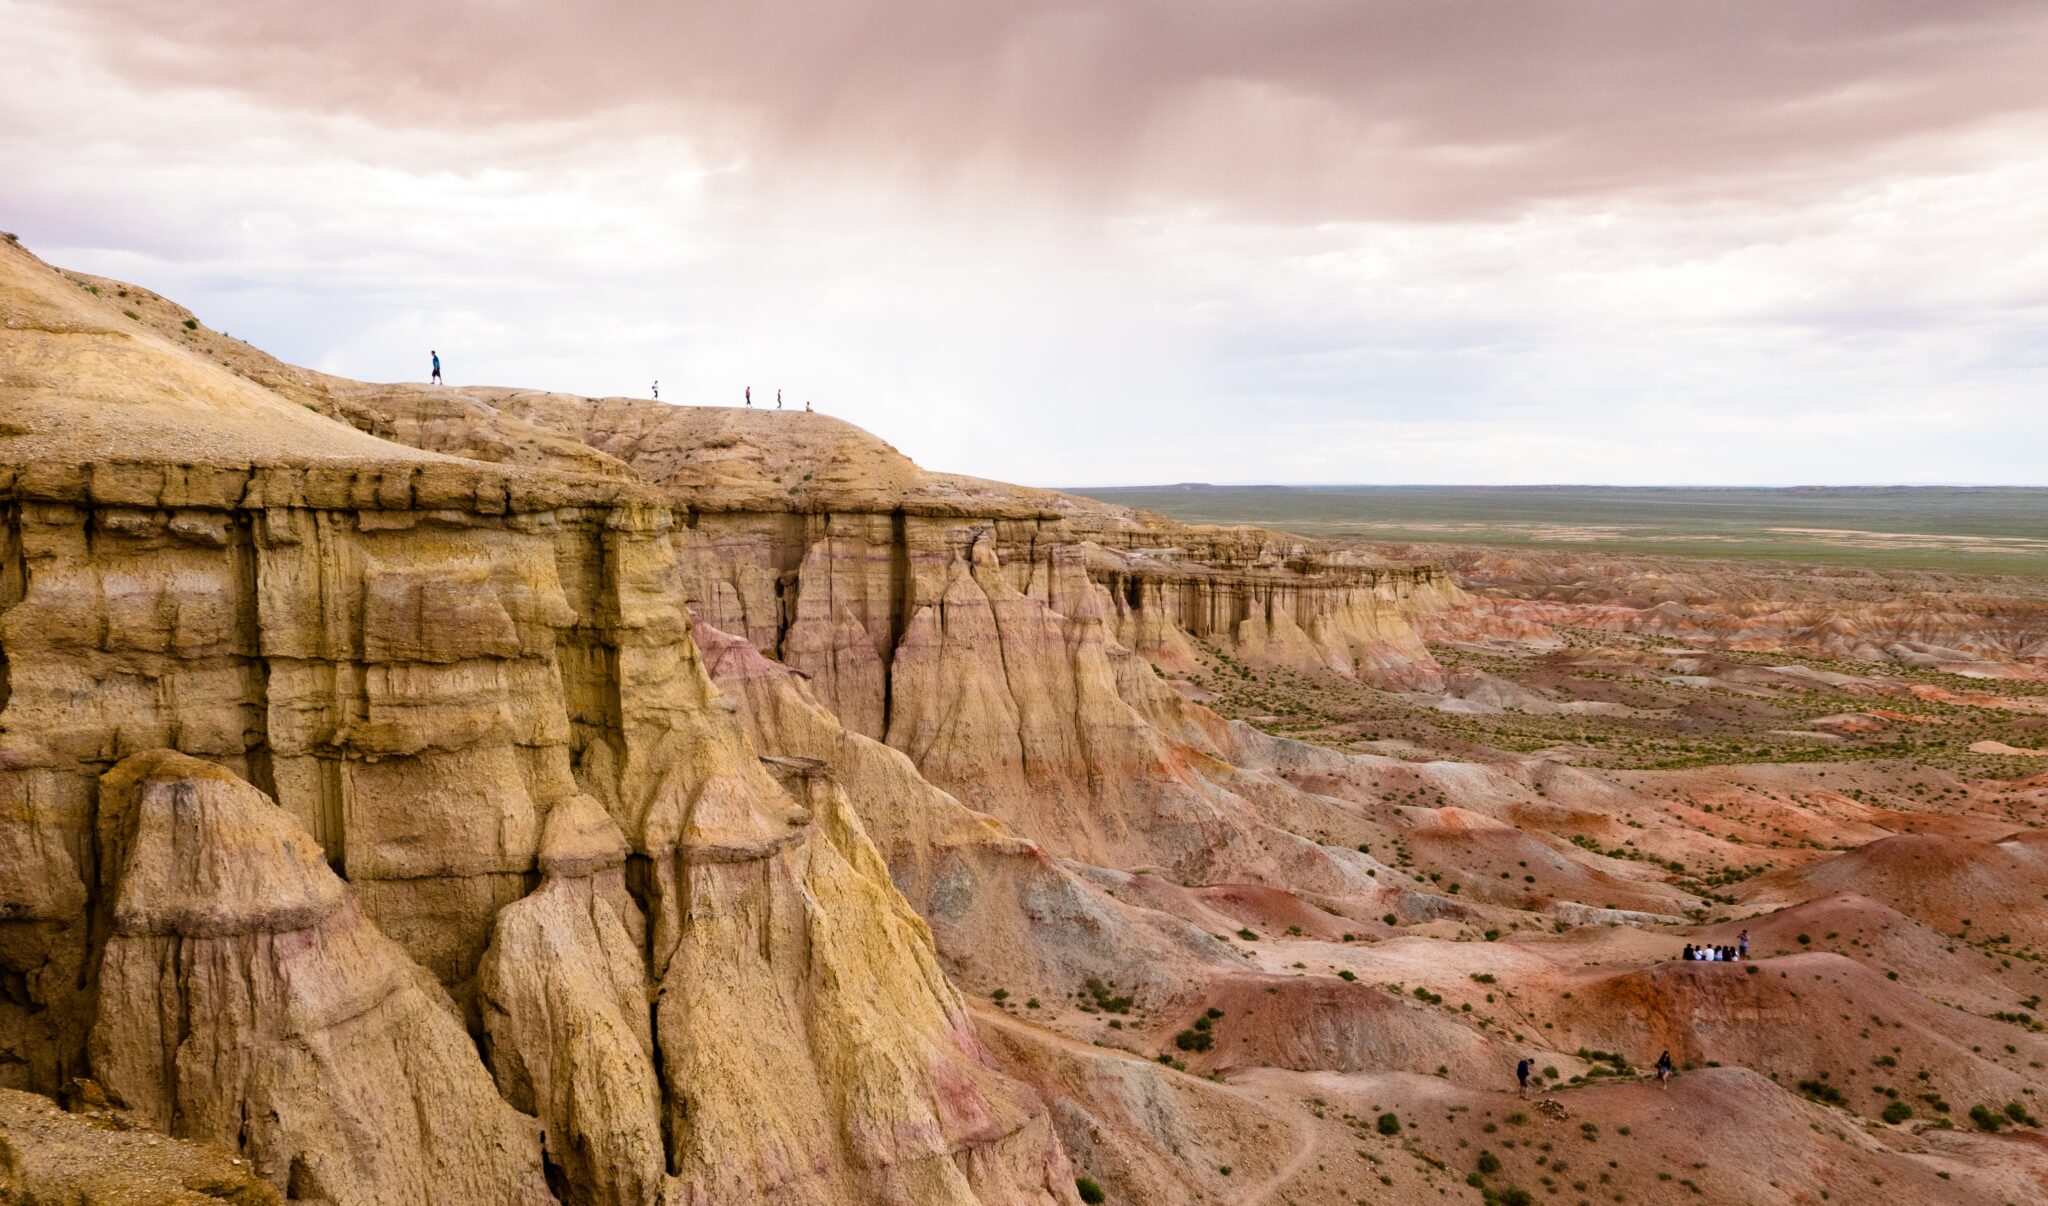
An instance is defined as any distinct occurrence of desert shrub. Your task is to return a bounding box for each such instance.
[1377,1112,1402,1136]
[1082,978,1134,1013]
[1798,1080,1846,1107]
[1882,1101,1912,1124]
[1338,969,1357,982]
[1477,1151,1501,1174]
[1970,1104,2004,1132]
[1075,1176,1106,1203]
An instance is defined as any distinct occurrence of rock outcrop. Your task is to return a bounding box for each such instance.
[1,237,1077,1205]
[89,750,555,1205]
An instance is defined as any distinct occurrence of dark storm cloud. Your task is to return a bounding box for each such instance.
[46,0,2048,219]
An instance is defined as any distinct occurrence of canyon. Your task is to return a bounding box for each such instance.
[5,236,2048,1205]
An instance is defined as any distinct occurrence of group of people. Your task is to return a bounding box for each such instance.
[1682,930,1749,962]
[426,356,817,413]
[1517,1051,1679,1098]
[742,385,809,411]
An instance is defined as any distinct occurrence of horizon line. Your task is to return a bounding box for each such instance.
[1060,482,2048,491]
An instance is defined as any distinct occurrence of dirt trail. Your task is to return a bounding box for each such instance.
[1233,1094,1319,1206]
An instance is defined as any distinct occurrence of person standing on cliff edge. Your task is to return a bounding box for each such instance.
[430,350,442,384]
[651,380,659,400]
[745,385,751,407]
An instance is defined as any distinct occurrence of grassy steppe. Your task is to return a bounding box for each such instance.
[1070,486,2048,576]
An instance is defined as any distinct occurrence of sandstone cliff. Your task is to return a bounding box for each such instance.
[1,238,1076,1205]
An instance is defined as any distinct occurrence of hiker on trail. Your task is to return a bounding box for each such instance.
[745,386,752,407]
[1738,930,1749,960]
[1656,1051,1673,1089]
[430,350,442,384]
[652,380,659,400]
[1517,1058,1533,1099]
[777,388,783,409]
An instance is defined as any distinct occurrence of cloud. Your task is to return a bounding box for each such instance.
[4,0,2047,485]
[37,0,2048,220]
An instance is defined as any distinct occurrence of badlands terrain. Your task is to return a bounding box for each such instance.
[3,232,2047,1206]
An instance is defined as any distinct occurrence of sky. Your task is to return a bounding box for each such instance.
[4,0,2047,486]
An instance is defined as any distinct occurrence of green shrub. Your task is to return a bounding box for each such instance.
[1075,1176,1105,1204]
[1882,1101,1912,1124]
[1477,1150,1501,1174]
[1377,1112,1401,1136]
[1798,1080,1846,1107]
[1969,1104,2004,1131]
[1383,913,1399,926]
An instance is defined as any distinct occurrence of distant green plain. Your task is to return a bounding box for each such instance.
[1067,486,2048,576]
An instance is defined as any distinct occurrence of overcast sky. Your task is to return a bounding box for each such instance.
[6,0,2047,485]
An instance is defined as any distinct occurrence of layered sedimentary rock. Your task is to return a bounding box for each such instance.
[478,796,660,1206]
[0,238,1077,1205]
[88,751,555,1205]
[694,615,1238,1001]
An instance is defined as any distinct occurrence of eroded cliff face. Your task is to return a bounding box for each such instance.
[681,518,1441,892]
[90,750,555,1206]
[0,239,1076,1206]
[90,307,1456,895]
